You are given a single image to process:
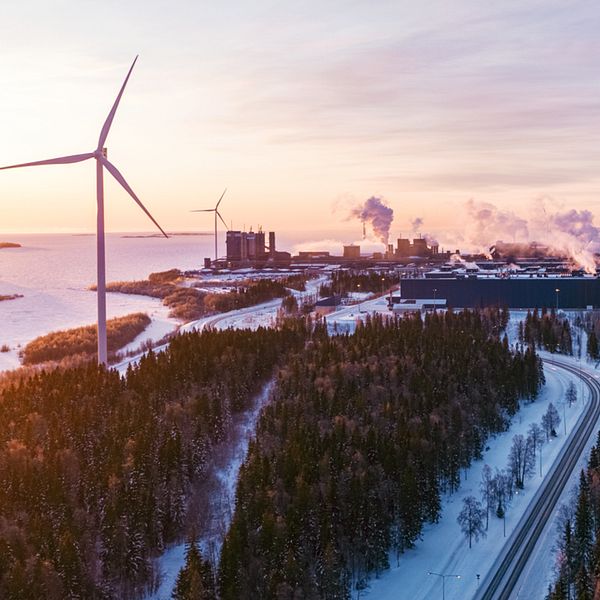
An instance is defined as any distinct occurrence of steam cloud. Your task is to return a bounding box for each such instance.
[351,196,394,244]
[411,217,423,232]
[462,199,600,272]
[411,216,438,246]
[466,199,529,247]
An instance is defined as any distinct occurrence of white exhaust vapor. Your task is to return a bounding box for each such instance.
[0,56,168,365]
[351,196,394,245]
[458,199,600,272]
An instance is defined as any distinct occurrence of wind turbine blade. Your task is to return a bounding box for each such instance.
[216,210,229,230]
[190,209,215,213]
[215,188,227,210]
[97,56,138,150]
[0,152,94,170]
[101,157,168,238]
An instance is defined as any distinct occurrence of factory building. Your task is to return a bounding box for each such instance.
[226,230,267,261]
[225,229,290,264]
[343,245,361,259]
[395,237,439,258]
[393,276,600,309]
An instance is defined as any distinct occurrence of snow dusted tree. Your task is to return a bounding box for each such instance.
[527,422,545,477]
[457,496,486,549]
[566,381,577,407]
[587,326,599,360]
[172,540,216,600]
[508,434,535,489]
[480,465,494,530]
[542,403,561,441]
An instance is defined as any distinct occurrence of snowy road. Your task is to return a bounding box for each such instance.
[365,357,587,600]
[475,357,600,600]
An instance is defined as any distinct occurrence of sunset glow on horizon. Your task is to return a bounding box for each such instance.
[2,0,600,248]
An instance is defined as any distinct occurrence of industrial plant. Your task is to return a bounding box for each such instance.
[223,229,291,266]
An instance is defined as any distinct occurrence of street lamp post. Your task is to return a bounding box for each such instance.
[428,571,461,600]
[357,283,361,313]
[433,288,438,312]
[555,288,560,312]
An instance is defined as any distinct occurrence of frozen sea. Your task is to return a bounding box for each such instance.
[0,232,216,369]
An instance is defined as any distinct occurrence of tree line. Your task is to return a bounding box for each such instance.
[318,270,400,297]
[546,431,600,599]
[0,322,309,599]
[218,309,543,598]
[519,308,573,355]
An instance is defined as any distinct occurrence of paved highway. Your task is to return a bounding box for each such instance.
[475,358,600,600]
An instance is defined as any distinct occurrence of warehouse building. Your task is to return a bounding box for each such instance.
[392,276,600,309]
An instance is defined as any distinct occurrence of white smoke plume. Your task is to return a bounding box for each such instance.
[409,216,438,246]
[350,196,394,244]
[424,233,439,246]
[450,253,480,271]
[466,199,529,247]
[460,198,600,272]
[411,217,424,233]
[534,203,600,272]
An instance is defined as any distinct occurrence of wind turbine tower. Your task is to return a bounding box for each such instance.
[192,188,229,262]
[0,56,168,366]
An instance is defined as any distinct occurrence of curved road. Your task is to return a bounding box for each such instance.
[474,358,600,600]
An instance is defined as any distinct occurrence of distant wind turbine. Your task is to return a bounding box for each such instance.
[192,188,228,262]
[0,56,167,366]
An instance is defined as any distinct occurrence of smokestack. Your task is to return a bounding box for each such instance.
[351,196,394,245]
[269,231,276,257]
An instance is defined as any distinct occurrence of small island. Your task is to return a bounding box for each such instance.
[0,242,21,249]
[0,294,24,302]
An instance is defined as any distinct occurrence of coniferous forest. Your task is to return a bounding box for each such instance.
[546,432,600,599]
[0,309,544,599]
[219,310,543,598]
[0,323,308,599]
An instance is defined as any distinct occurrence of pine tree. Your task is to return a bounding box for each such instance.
[172,541,216,600]
[574,471,593,576]
[566,382,577,408]
[587,327,599,360]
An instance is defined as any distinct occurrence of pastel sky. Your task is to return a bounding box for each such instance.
[1,0,600,242]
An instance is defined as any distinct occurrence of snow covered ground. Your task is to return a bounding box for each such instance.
[363,358,593,600]
[146,381,274,600]
[514,351,600,599]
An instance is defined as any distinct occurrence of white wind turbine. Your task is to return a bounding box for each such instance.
[191,188,228,262]
[0,56,168,366]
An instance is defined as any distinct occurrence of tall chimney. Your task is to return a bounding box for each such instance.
[269,231,276,257]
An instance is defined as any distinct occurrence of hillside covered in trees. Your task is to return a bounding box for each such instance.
[0,309,544,599]
[0,323,308,599]
[219,310,543,598]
